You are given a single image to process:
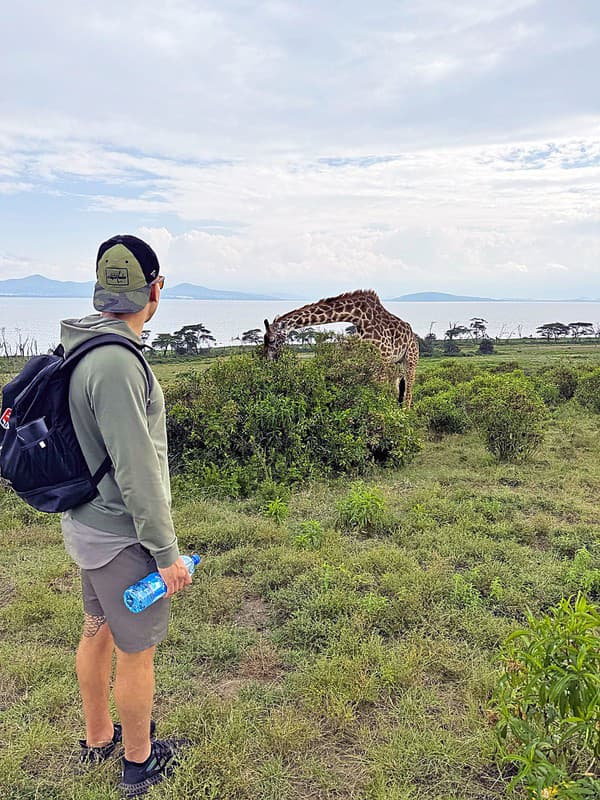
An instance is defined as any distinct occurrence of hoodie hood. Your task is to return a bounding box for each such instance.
[60,314,142,356]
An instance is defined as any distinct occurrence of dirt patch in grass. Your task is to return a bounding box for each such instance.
[0,672,24,712]
[211,639,284,699]
[234,596,270,632]
[48,565,80,594]
[0,576,16,608]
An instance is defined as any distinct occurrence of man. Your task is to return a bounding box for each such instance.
[60,234,192,797]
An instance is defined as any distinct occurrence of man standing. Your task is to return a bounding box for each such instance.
[60,234,191,797]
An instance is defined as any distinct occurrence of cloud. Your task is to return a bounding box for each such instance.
[0,1,600,298]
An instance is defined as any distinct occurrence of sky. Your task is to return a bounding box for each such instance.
[1,0,599,299]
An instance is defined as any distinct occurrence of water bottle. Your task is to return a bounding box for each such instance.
[123,554,201,613]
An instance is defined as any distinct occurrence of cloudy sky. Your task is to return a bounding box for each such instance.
[1,0,599,299]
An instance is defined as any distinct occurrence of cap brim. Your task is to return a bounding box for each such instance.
[93,282,151,314]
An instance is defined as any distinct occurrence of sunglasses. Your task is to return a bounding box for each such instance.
[152,276,165,290]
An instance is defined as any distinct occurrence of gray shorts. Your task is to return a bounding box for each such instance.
[81,544,171,653]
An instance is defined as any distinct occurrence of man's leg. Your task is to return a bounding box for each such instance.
[114,645,156,763]
[76,613,115,746]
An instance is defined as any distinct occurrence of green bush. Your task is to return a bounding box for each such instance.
[492,594,600,799]
[263,497,289,525]
[434,360,480,385]
[293,520,326,550]
[575,369,600,413]
[413,376,453,400]
[565,547,600,595]
[478,338,495,354]
[469,374,548,462]
[336,482,389,533]
[538,364,579,401]
[415,390,469,437]
[165,340,421,497]
[532,376,561,407]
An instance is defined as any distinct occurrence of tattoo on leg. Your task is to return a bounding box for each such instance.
[83,613,107,637]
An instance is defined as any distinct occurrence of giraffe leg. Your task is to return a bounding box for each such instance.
[403,342,419,410]
[396,373,405,405]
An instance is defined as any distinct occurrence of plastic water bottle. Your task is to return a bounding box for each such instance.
[123,554,201,613]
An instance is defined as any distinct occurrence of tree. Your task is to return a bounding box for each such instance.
[568,322,594,341]
[536,322,570,342]
[443,339,460,355]
[288,327,317,346]
[151,333,174,355]
[173,323,215,355]
[418,335,434,356]
[241,328,262,345]
[445,324,470,341]
[469,317,488,340]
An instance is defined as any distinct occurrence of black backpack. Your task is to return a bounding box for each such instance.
[0,335,153,513]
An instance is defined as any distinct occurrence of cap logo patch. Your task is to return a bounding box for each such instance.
[105,267,130,287]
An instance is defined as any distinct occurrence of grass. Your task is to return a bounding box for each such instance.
[0,345,599,798]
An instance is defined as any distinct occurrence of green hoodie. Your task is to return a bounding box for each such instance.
[60,314,179,569]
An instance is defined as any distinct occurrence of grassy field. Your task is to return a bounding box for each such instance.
[0,345,599,798]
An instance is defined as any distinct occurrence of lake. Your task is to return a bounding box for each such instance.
[0,296,599,352]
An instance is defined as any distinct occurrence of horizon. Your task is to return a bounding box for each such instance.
[1,274,600,303]
[1,2,600,299]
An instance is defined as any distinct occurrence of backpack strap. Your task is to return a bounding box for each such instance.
[62,334,154,401]
[62,334,155,488]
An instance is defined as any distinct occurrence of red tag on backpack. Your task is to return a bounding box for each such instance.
[0,408,12,430]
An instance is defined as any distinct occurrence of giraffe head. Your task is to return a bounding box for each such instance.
[263,318,286,360]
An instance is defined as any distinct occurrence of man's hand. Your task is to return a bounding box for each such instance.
[158,557,193,598]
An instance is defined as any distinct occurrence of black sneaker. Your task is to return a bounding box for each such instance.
[79,720,156,765]
[118,738,188,798]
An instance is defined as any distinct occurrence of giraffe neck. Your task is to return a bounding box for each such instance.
[276,296,371,330]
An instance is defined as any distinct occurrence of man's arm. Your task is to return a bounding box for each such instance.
[86,346,180,568]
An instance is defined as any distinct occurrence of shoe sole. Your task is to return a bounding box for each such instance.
[118,739,189,797]
[118,761,176,798]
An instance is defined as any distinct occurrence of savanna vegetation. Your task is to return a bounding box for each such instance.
[0,338,599,800]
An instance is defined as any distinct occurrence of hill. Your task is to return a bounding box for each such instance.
[389,291,498,302]
[0,275,281,301]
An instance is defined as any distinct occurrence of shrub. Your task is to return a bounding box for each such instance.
[293,520,326,550]
[263,497,289,525]
[415,390,469,437]
[443,339,460,355]
[413,376,453,400]
[336,482,388,533]
[532,376,561,407]
[539,364,579,401]
[435,360,480,385]
[165,341,421,497]
[478,338,495,354]
[492,595,600,799]
[575,369,600,413]
[565,547,600,595]
[469,374,548,462]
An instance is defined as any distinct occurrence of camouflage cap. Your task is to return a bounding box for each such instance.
[93,234,161,314]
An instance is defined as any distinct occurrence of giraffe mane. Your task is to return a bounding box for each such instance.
[273,290,382,324]
[318,289,381,305]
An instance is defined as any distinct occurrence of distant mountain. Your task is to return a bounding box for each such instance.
[388,291,498,302]
[163,283,280,301]
[0,274,283,301]
[0,274,94,297]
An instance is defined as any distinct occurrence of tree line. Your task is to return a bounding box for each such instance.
[145,324,338,356]
[148,324,216,355]
[143,316,600,359]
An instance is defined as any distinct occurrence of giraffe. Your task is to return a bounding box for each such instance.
[263,290,419,408]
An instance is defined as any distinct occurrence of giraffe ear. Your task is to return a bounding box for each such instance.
[264,319,271,333]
